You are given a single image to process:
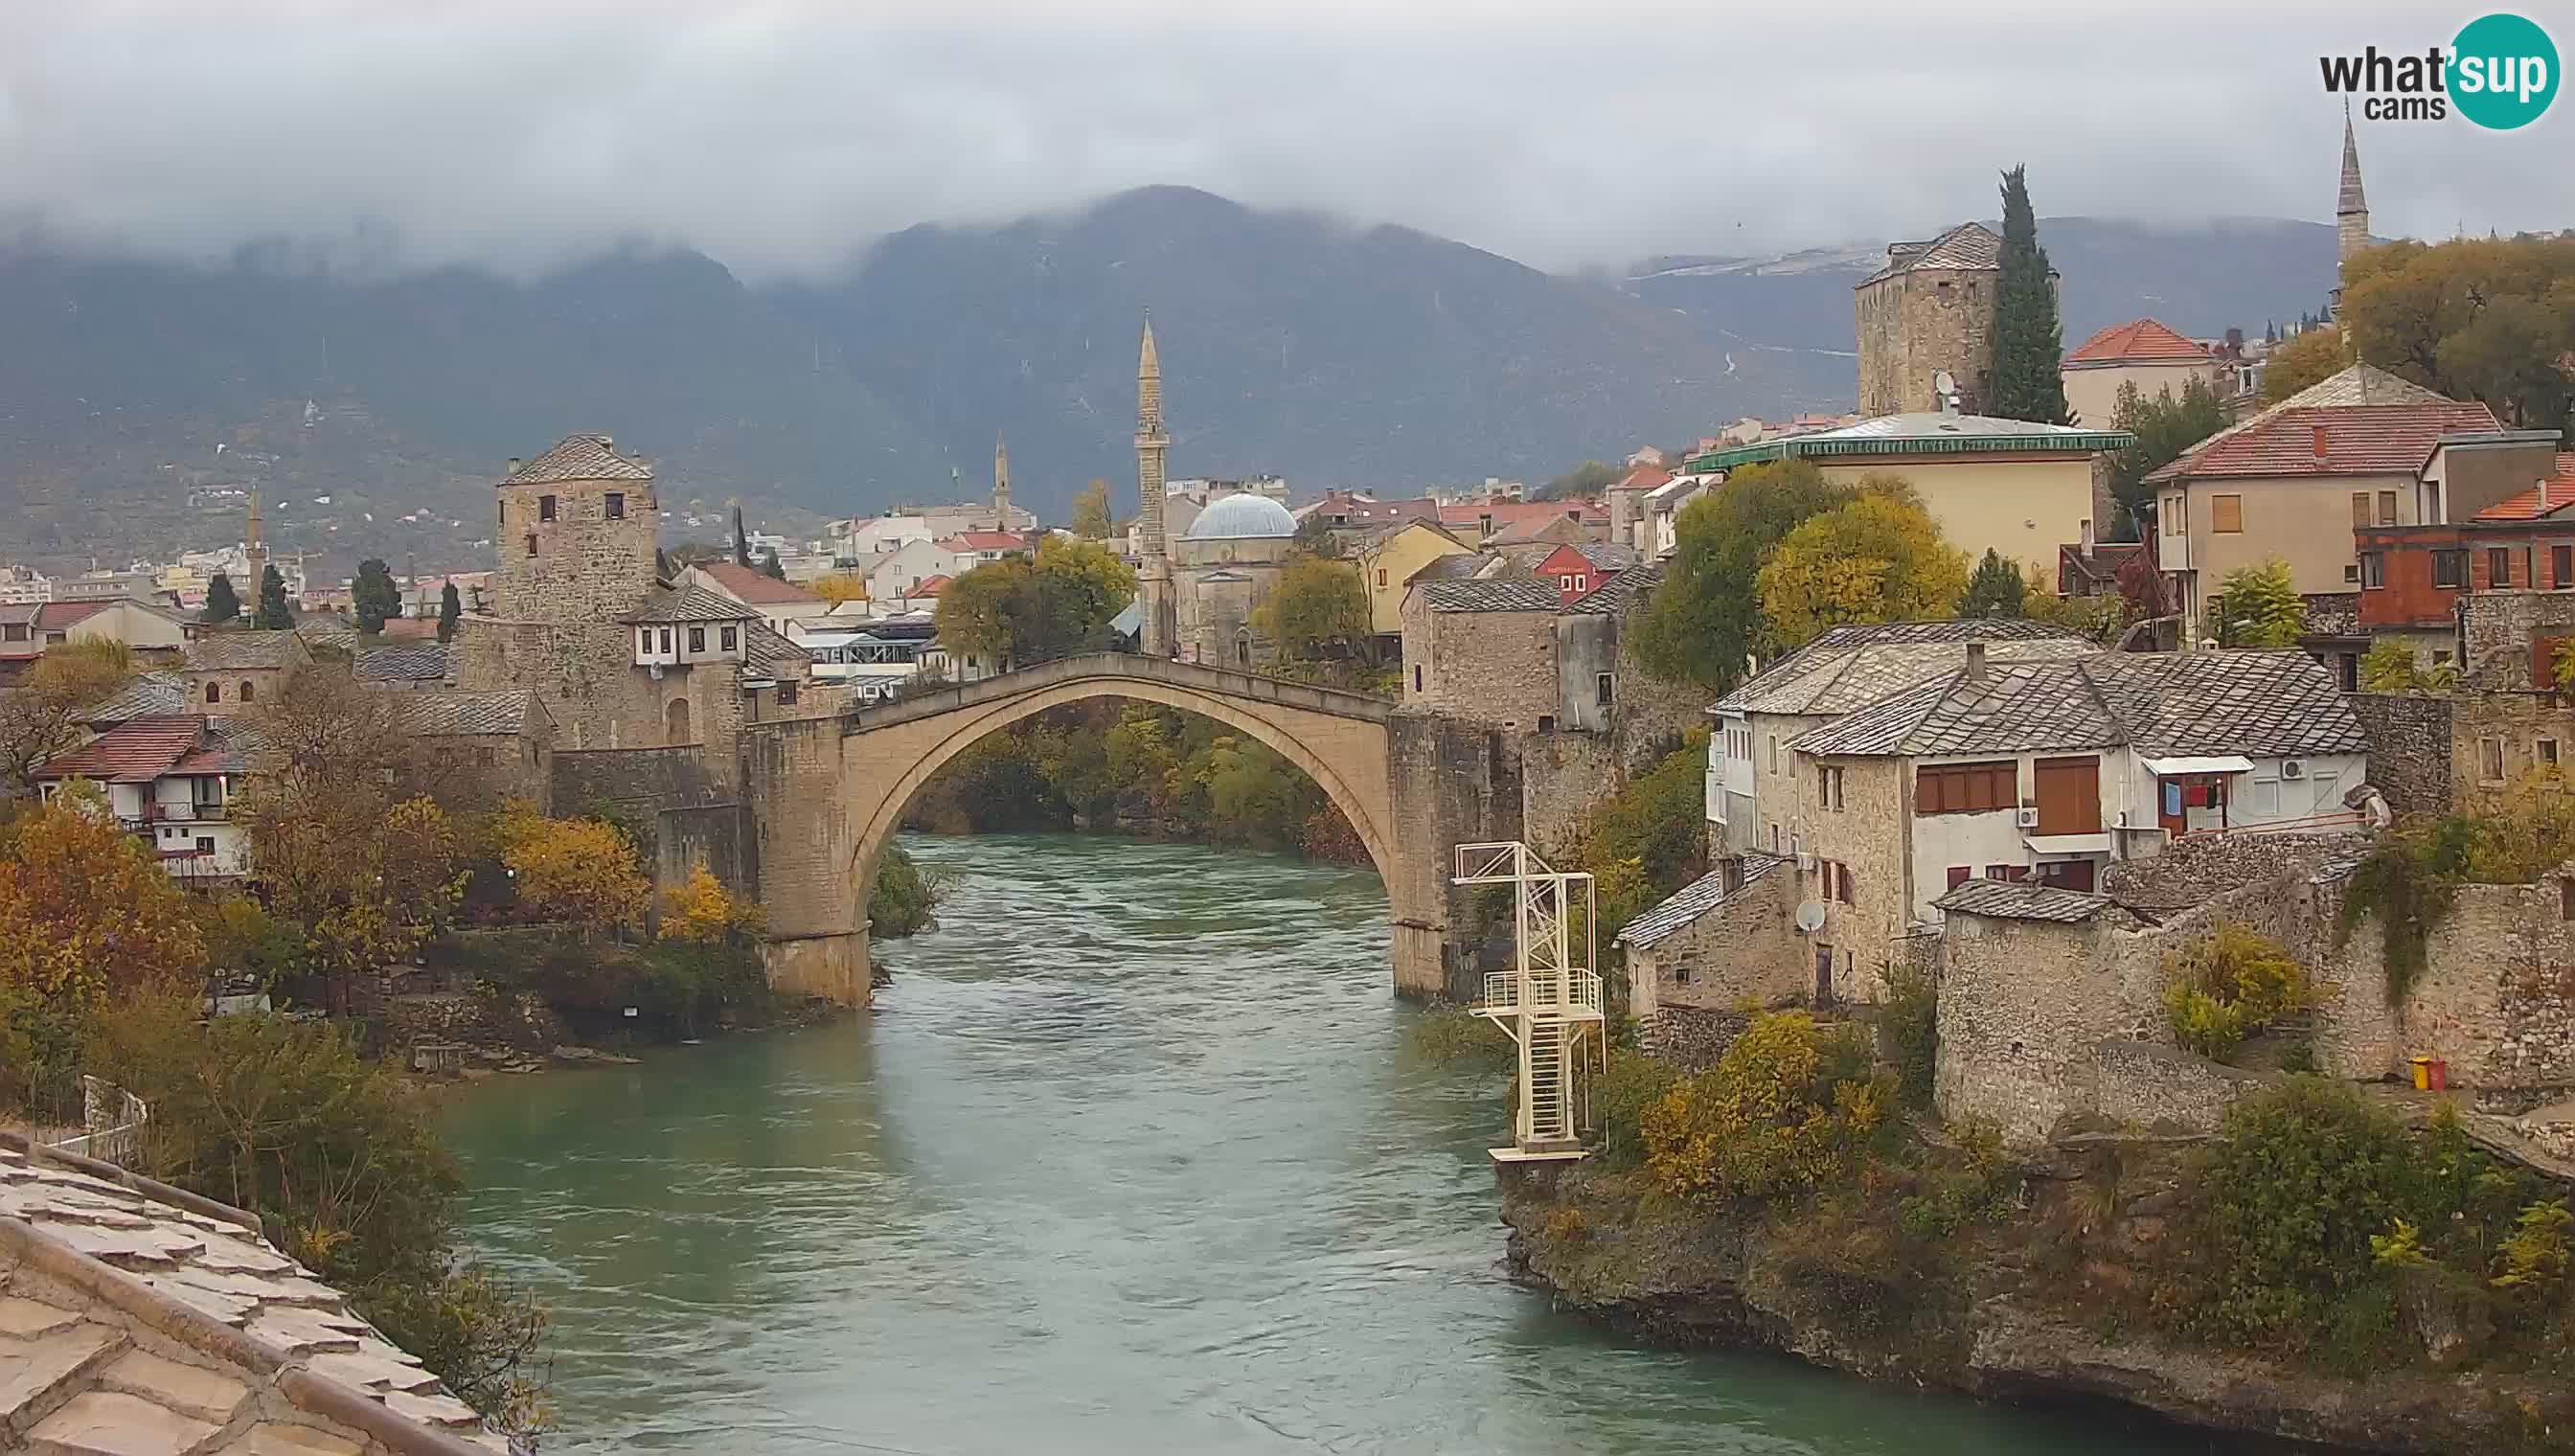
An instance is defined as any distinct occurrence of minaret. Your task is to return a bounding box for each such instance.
[243,484,267,596]
[2336,105,2371,269]
[992,431,1013,530]
[1134,314,1176,657]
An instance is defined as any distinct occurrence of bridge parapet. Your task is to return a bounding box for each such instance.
[840,652,1394,735]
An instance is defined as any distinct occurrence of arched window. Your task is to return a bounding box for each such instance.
[205,682,220,704]
[239,680,254,702]
[666,696,693,745]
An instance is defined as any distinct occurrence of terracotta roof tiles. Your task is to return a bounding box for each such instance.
[692,561,823,606]
[2064,318,2211,367]
[2144,365,2494,484]
[2473,454,2575,521]
[31,716,212,784]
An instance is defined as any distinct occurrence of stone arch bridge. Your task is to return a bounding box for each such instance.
[740,653,1510,1006]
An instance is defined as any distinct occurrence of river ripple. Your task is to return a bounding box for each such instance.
[445,831,2219,1455]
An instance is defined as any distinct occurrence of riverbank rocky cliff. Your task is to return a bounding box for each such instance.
[1496,1124,2575,1454]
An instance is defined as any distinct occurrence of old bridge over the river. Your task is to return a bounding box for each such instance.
[739,653,1513,1006]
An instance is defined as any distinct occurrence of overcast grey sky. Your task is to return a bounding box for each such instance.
[1,0,2565,280]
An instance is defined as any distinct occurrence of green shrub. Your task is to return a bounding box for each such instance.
[1405,1004,1513,1068]
[2161,923,2311,1060]
[1896,1119,2018,1240]
[2493,1200,2573,1297]
[1593,1048,1682,1171]
[869,843,951,940]
[1880,960,1939,1107]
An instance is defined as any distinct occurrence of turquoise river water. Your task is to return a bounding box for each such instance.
[444,831,2231,1455]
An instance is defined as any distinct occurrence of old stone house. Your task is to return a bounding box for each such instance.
[1400,578,1561,725]
[1705,619,2095,857]
[179,630,313,716]
[384,688,557,812]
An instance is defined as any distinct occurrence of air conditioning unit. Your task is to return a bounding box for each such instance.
[1794,851,1814,873]
[2016,807,2040,829]
[2282,759,2306,780]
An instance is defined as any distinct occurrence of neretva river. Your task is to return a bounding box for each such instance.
[445,832,2217,1455]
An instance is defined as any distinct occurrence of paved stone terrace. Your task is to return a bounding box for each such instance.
[1,1140,505,1455]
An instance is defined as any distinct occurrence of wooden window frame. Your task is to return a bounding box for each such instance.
[2490,546,2514,588]
[2555,544,2574,590]
[2377,489,2398,527]
[2351,492,2372,530]
[2432,549,2467,589]
[2360,553,2385,589]
[1915,760,2017,816]
[2210,494,2244,534]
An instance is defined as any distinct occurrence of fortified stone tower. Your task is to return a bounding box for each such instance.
[2336,107,2371,271]
[1134,316,1177,656]
[1852,221,2004,417]
[490,433,658,624]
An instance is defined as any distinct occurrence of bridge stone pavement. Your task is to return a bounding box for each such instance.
[741,653,1506,1006]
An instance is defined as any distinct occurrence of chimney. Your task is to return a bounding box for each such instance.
[506,458,521,473]
[1965,640,1988,682]
[2311,423,2329,463]
[2080,517,2095,557]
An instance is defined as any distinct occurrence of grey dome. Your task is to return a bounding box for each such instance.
[1184,493,1297,540]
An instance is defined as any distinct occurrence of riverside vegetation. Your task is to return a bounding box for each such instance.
[1501,974,2575,1450]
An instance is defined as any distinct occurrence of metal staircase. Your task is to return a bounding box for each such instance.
[1454,842,1606,1162]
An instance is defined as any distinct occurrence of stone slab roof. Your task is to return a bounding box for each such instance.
[1563,559,1665,616]
[1858,221,2002,285]
[497,434,651,486]
[1419,579,1561,614]
[353,644,452,686]
[82,672,186,728]
[619,585,760,626]
[381,690,537,739]
[1617,853,1783,948]
[0,1138,504,1453]
[1933,877,2113,922]
[741,622,809,678]
[182,633,311,674]
[1713,620,2092,717]
[1791,648,2370,760]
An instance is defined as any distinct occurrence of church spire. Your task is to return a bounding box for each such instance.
[2336,103,2370,267]
[244,483,267,591]
[992,430,1012,527]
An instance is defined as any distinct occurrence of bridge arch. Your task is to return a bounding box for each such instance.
[849,671,1396,908]
[741,653,1460,1007]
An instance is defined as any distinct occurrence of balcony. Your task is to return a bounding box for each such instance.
[147,802,228,823]
[1478,968,1605,1019]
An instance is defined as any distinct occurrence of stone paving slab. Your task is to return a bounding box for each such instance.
[23,1387,217,1456]
[0,1323,121,1425]
[0,1294,82,1340]
[96,1349,248,1425]
[213,1425,362,1456]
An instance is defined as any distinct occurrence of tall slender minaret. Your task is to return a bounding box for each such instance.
[1134,314,1175,657]
[992,431,1013,529]
[243,484,268,596]
[2336,105,2371,270]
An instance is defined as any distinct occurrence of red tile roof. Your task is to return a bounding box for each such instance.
[694,560,823,605]
[34,601,111,631]
[938,532,1028,553]
[1610,465,1672,493]
[2150,402,2499,482]
[2064,318,2210,367]
[1435,499,1607,529]
[913,575,952,597]
[32,715,210,784]
[2473,453,2575,521]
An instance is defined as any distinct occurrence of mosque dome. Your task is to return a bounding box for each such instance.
[1184,493,1298,540]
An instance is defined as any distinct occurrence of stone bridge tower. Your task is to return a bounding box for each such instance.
[1135,316,1177,656]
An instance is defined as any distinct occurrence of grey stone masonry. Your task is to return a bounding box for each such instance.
[0,1138,504,1454]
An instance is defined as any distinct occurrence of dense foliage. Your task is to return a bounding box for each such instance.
[1755,481,1971,651]
[2359,638,2454,694]
[1251,555,1373,664]
[85,995,551,1434]
[1560,732,1708,947]
[2161,923,2313,1060]
[1990,166,2071,425]
[936,535,1136,667]
[0,637,139,791]
[2340,233,2575,432]
[2340,777,2575,1002]
[253,564,292,629]
[2103,375,2231,538]
[868,843,950,939]
[1631,460,1855,693]
[1640,1012,1889,1203]
[2260,326,2343,404]
[1956,549,2028,619]
[903,701,1368,863]
[490,807,650,936]
[353,557,402,633]
[1069,479,1114,538]
[436,581,462,643]
[202,571,241,624]
[2212,557,2304,648]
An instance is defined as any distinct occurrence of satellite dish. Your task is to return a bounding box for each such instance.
[1932,369,1957,397]
[1793,901,1828,934]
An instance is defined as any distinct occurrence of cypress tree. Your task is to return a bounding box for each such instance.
[202,572,240,624]
[353,557,401,633]
[762,549,787,581]
[437,581,462,643]
[253,565,292,629]
[732,507,752,568]
[1957,549,2028,618]
[1991,165,2071,424]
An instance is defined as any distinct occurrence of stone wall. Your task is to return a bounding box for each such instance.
[1783,753,1914,1003]
[2462,590,2575,690]
[1387,712,1524,1001]
[1639,1004,1754,1071]
[660,803,757,899]
[551,743,726,818]
[2091,1038,2273,1134]
[2318,876,2575,1090]
[1401,594,1559,726]
[2451,690,2575,812]
[1518,728,1623,855]
[492,474,657,625]
[2346,692,2452,815]
[1629,868,1802,1013]
[1856,265,1999,417]
[1936,909,2154,1146]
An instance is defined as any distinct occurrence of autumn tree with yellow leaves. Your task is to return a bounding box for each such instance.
[491,808,649,936]
[1753,480,1971,652]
